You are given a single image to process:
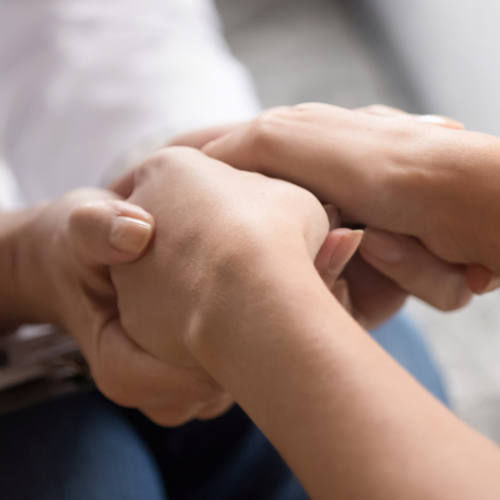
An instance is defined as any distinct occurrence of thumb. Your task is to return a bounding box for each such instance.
[315,228,364,291]
[68,199,154,266]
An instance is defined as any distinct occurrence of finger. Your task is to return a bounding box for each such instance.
[195,394,235,421]
[332,278,353,315]
[465,264,500,294]
[140,404,205,428]
[359,228,472,311]
[108,168,136,198]
[169,123,240,149]
[315,228,364,290]
[314,204,340,279]
[140,392,233,427]
[68,199,154,266]
[343,253,408,328]
[357,104,464,129]
[200,105,367,209]
[356,104,410,116]
[91,319,222,410]
[414,114,464,129]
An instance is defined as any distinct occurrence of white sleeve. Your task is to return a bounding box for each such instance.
[0,0,259,204]
[0,158,23,210]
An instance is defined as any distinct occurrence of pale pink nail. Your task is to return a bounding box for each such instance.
[110,216,152,254]
[415,115,464,129]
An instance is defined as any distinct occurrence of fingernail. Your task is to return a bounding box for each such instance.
[327,229,363,275]
[112,200,152,222]
[360,229,403,264]
[415,115,464,129]
[110,216,152,254]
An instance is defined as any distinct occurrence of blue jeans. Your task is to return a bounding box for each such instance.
[0,314,447,500]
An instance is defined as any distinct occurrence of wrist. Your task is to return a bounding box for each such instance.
[186,240,321,372]
[11,203,64,326]
[0,204,55,329]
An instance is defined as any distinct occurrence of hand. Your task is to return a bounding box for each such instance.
[110,147,361,372]
[171,104,500,315]
[15,188,230,426]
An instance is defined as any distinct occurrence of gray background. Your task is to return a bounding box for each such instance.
[216,0,500,442]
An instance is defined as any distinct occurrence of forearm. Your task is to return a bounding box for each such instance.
[190,254,500,500]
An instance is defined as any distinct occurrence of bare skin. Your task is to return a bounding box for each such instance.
[173,103,500,304]
[111,147,500,500]
[0,169,357,425]
[0,188,234,425]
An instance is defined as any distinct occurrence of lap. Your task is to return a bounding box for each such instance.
[0,313,446,500]
[0,391,166,500]
[371,312,448,405]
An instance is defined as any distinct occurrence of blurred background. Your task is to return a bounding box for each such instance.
[215,0,500,441]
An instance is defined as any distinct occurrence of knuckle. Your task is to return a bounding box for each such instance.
[156,145,204,165]
[67,203,94,233]
[287,183,324,221]
[292,102,323,114]
[68,201,109,234]
[250,107,290,153]
[135,146,206,184]
[363,104,389,113]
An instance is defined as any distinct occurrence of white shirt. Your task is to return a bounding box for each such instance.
[0,0,259,205]
[0,158,21,209]
[0,0,259,396]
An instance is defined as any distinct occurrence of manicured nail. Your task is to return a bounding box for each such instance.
[110,216,152,254]
[415,115,464,129]
[360,229,403,264]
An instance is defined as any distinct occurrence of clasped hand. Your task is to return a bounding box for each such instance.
[110,147,362,415]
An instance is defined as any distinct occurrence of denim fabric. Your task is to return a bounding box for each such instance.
[0,390,165,500]
[0,313,447,500]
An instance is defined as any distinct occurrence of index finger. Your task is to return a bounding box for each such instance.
[169,123,240,149]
